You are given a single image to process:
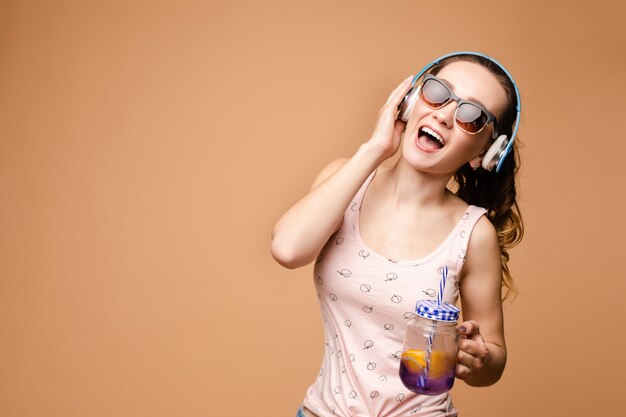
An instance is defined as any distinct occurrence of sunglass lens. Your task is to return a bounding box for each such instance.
[420,79,450,108]
[456,103,488,133]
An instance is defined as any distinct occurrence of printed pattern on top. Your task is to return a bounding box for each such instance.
[302,170,487,417]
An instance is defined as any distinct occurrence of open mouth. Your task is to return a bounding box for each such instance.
[417,126,445,150]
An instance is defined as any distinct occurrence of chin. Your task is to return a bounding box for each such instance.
[401,149,461,177]
[400,151,438,173]
[401,138,437,168]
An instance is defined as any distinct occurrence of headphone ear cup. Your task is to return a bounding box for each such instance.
[481,135,508,171]
[398,85,420,122]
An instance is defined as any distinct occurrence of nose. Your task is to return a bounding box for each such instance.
[433,101,457,129]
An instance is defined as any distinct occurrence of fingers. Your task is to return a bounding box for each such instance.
[457,320,480,339]
[456,345,488,379]
[393,118,407,136]
[383,75,414,106]
[455,320,488,380]
[456,351,484,380]
[459,337,489,359]
[455,337,489,380]
[366,74,414,160]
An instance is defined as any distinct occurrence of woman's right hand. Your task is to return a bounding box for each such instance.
[366,75,414,161]
[271,75,415,270]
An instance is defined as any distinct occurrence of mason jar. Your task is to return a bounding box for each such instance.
[399,300,460,395]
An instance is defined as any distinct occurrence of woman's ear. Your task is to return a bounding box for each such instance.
[469,155,483,170]
[469,144,489,170]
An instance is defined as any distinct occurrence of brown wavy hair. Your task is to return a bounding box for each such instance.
[431,54,524,300]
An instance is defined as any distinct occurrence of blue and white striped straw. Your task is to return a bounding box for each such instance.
[437,265,448,306]
[420,265,449,388]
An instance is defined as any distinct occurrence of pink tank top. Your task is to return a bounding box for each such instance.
[302,170,487,417]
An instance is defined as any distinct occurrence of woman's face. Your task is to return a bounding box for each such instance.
[401,60,509,175]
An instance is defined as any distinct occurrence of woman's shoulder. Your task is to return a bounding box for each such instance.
[464,214,499,267]
[471,215,498,244]
[447,194,495,235]
[444,194,495,242]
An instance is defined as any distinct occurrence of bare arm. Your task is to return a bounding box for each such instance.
[456,216,507,386]
[270,146,383,269]
[270,75,414,269]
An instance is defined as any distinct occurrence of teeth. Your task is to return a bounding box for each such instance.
[421,127,444,146]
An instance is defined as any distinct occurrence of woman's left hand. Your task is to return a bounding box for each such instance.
[455,320,490,380]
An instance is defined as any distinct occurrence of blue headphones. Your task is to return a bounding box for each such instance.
[398,51,521,173]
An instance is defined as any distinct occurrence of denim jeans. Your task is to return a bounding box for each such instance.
[296,407,306,417]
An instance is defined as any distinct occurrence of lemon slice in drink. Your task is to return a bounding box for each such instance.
[401,349,427,373]
[428,351,455,379]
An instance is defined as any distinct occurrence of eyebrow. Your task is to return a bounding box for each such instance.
[439,78,489,109]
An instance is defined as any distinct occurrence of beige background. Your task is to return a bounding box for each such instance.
[1,1,625,416]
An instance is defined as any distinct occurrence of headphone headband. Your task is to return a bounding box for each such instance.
[412,51,521,173]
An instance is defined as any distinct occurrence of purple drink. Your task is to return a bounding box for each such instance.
[399,350,455,395]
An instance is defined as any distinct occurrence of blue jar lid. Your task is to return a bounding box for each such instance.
[415,300,460,322]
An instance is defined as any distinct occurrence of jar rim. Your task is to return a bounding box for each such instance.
[415,300,460,322]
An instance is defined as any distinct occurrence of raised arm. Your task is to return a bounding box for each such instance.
[270,75,415,269]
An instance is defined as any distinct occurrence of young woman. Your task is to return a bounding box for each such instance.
[271,52,524,417]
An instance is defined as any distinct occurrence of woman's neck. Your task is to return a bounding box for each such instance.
[379,158,452,210]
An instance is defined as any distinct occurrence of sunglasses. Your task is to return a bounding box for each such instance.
[419,73,498,138]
